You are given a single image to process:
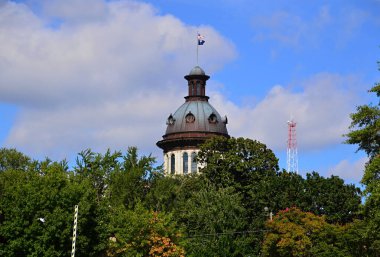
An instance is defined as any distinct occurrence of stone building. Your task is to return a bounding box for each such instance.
[156,66,229,175]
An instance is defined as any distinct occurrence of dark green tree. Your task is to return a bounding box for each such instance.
[0,158,106,257]
[108,147,158,209]
[197,137,280,254]
[75,149,122,202]
[198,136,279,190]
[177,183,247,257]
[0,147,31,172]
[301,172,361,224]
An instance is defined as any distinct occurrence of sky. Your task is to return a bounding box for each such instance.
[0,0,379,184]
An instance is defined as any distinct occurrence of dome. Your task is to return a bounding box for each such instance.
[165,101,228,136]
[188,66,205,76]
[156,65,229,153]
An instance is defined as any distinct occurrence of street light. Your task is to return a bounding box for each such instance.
[264,207,273,221]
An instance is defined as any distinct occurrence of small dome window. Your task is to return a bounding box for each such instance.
[166,114,175,125]
[208,113,218,124]
[185,112,195,123]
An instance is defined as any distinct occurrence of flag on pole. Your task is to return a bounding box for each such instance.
[197,33,205,45]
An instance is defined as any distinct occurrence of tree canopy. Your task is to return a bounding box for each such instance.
[0,132,370,256]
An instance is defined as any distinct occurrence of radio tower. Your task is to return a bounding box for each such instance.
[287,120,298,173]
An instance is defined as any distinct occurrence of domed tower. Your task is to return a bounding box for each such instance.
[156,66,229,175]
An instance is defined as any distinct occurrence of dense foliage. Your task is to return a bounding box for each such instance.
[0,139,363,256]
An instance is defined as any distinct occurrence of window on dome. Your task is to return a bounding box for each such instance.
[167,114,175,125]
[191,152,197,173]
[185,112,195,123]
[171,154,175,174]
[208,113,218,124]
[183,152,188,174]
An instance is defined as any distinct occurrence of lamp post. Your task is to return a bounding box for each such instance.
[264,207,273,221]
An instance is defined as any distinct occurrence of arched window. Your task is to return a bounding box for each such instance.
[170,154,175,174]
[183,152,188,174]
[191,152,197,173]
[192,82,196,95]
[196,81,201,95]
[208,113,218,124]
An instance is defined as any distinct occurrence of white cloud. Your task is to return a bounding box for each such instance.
[41,0,109,24]
[209,73,360,151]
[0,0,236,160]
[327,157,368,183]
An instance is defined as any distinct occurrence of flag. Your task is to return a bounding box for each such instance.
[197,33,205,45]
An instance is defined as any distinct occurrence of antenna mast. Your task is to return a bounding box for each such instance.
[287,120,298,173]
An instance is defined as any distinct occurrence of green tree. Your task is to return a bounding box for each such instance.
[345,85,380,160]
[197,137,280,254]
[0,158,106,257]
[177,183,247,257]
[106,202,183,257]
[198,136,279,190]
[75,149,122,202]
[108,147,158,209]
[345,73,380,255]
[301,172,361,224]
[262,207,351,257]
[0,148,31,172]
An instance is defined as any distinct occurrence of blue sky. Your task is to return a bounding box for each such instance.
[0,0,379,184]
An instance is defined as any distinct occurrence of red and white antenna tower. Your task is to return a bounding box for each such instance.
[287,120,298,173]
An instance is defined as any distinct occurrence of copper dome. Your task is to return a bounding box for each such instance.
[157,66,229,153]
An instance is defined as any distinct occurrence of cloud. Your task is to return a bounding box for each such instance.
[209,73,360,151]
[327,157,368,183]
[0,0,236,159]
[41,0,109,24]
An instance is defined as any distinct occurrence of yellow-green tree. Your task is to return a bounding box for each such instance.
[262,207,350,257]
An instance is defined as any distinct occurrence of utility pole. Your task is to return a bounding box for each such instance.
[71,205,79,257]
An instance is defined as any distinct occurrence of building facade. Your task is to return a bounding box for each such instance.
[156,66,230,175]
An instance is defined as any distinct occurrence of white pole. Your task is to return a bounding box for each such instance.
[71,205,79,257]
[196,40,199,65]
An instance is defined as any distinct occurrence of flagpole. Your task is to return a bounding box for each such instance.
[196,32,204,65]
[197,43,199,65]
[196,33,199,65]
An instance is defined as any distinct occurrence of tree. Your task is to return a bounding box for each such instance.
[108,147,158,209]
[176,183,248,257]
[0,159,106,257]
[345,85,380,160]
[195,137,280,254]
[0,148,31,172]
[345,62,380,255]
[301,172,361,224]
[198,137,279,190]
[262,207,351,257]
[106,203,184,257]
